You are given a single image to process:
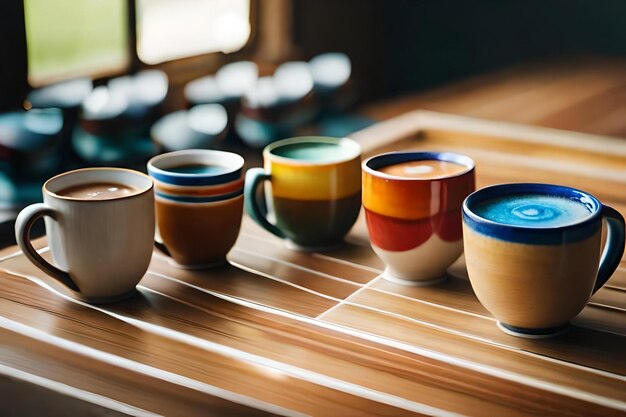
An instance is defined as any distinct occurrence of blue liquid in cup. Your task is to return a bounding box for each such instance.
[473,194,593,228]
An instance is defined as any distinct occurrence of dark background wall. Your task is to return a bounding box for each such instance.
[0,1,28,111]
[292,0,626,102]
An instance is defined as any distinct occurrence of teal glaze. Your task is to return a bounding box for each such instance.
[270,142,343,162]
[473,194,593,228]
[166,164,229,175]
[244,168,285,238]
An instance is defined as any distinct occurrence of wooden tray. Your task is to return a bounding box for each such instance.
[0,111,624,416]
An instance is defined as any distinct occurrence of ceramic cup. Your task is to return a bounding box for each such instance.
[463,183,625,338]
[362,151,475,285]
[148,149,244,268]
[245,136,361,251]
[15,168,155,303]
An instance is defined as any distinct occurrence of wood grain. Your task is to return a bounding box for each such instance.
[1,109,625,416]
[360,57,626,138]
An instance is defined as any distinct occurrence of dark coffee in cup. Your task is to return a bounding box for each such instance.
[166,164,230,175]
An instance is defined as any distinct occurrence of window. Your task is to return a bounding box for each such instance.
[24,0,129,86]
[136,0,251,65]
[23,0,252,85]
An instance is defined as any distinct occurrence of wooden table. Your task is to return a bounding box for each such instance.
[0,111,625,416]
[362,56,626,138]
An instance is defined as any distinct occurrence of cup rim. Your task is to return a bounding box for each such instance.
[362,151,475,181]
[147,149,244,186]
[263,136,361,166]
[43,167,153,202]
[462,183,602,232]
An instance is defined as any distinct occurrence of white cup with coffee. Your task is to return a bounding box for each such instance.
[15,168,155,303]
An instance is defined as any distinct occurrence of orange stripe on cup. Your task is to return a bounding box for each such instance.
[362,173,474,220]
[154,177,244,197]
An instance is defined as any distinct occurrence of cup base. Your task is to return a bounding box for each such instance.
[382,271,448,287]
[168,258,227,270]
[76,288,138,305]
[285,239,344,253]
[497,322,570,339]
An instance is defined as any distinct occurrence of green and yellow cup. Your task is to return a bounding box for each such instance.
[244,136,361,251]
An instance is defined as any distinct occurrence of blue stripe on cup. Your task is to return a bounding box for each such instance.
[462,183,602,245]
[147,149,244,186]
[148,166,242,186]
[155,188,243,203]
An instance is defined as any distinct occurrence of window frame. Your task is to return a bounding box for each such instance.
[24,0,261,89]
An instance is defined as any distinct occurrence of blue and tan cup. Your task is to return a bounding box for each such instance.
[148,150,244,268]
[463,183,625,338]
[244,136,361,251]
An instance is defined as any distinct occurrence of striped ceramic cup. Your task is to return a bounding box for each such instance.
[148,149,244,268]
[463,183,625,338]
[245,136,361,251]
[363,151,475,285]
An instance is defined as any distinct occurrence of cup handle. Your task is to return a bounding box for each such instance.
[593,205,625,294]
[15,203,81,292]
[244,168,285,238]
